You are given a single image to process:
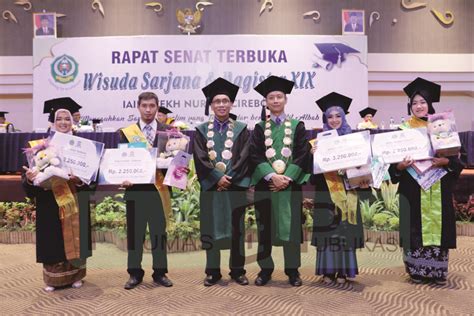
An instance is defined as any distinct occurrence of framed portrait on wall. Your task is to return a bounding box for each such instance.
[342,9,365,35]
[33,12,57,38]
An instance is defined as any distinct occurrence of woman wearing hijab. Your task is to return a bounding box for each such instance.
[310,92,368,284]
[22,97,94,292]
[389,78,464,285]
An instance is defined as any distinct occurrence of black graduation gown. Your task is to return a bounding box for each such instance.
[389,156,464,250]
[309,173,367,250]
[22,175,94,264]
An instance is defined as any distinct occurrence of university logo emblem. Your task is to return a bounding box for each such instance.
[51,54,79,84]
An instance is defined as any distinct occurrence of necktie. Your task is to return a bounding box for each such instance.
[144,124,154,145]
[275,117,282,126]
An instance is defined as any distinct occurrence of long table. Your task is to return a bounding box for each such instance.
[1,130,472,173]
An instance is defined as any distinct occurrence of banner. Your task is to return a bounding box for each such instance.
[33,35,368,130]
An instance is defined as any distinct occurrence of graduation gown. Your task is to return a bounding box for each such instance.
[310,173,366,250]
[250,119,310,246]
[194,120,250,249]
[22,157,93,264]
[389,156,463,250]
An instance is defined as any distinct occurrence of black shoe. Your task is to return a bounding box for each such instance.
[409,275,423,284]
[124,276,142,290]
[289,275,302,287]
[153,275,173,287]
[434,277,447,286]
[204,274,222,286]
[231,274,249,286]
[255,275,271,286]
[336,274,347,285]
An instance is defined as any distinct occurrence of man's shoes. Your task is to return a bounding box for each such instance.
[204,274,222,286]
[289,275,302,287]
[153,275,173,287]
[255,275,271,286]
[231,274,249,286]
[124,276,142,290]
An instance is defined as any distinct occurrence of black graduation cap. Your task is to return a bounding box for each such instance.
[314,43,360,65]
[403,77,440,115]
[254,75,294,98]
[92,119,102,124]
[316,92,352,115]
[202,77,239,116]
[359,107,377,118]
[0,111,8,118]
[43,97,82,123]
[158,107,172,115]
[254,75,295,120]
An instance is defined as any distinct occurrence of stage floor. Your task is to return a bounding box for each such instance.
[0,239,473,315]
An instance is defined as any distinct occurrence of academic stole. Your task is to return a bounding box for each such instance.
[121,124,172,227]
[323,171,358,225]
[29,139,81,261]
[401,117,443,246]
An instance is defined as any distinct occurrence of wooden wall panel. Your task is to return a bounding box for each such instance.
[0,0,472,56]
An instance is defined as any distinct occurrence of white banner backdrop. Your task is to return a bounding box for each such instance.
[33,35,368,130]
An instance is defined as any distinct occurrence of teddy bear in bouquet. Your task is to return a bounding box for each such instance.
[428,111,461,157]
[25,140,70,187]
[156,135,189,169]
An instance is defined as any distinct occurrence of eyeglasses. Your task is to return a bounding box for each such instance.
[212,99,231,106]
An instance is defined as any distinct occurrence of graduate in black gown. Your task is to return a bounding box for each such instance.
[389,78,464,285]
[194,78,250,286]
[250,76,310,287]
[22,97,93,292]
[310,92,368,285]
[156,106,175,126]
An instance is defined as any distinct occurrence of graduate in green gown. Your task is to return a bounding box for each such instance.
[389,78,464,285]
[194,78,251,286]
[250,76,310,287]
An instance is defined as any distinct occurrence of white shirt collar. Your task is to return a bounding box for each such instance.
[139,119,157,131]
[270,112,287,123]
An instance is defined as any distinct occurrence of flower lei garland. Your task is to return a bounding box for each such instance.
[264,118,292,174]
[206,116,235,173]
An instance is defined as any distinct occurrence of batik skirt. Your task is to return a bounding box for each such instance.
[43,259,86,287]
[403,246,449,279]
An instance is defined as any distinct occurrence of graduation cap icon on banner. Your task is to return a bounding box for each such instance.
[313,43,360,70]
